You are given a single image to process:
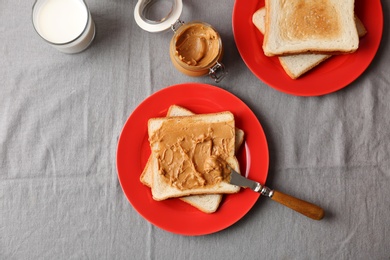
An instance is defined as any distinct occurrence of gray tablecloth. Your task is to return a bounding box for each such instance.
[1,0,389,259]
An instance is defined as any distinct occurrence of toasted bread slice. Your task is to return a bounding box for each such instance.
[253,7,330,79]
[140,105,245,213]
[253,7,367,79]
[148,112,240,201]
[141,105,242,213]
[263,0,359,57]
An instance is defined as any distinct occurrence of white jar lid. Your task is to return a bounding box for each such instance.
[134,0,183,33]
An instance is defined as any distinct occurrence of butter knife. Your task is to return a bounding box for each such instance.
[229,168,324,220]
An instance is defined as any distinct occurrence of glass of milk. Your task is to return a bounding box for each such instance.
[32,0,96,54]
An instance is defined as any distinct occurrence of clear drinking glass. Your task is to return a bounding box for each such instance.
[32,0,96,54]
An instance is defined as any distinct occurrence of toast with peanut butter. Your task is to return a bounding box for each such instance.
[253,7,367,79]
[263,0,359,57]
[140,105,244,213]
[148,112,241,201]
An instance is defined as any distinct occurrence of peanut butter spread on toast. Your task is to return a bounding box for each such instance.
[149,115,234,190]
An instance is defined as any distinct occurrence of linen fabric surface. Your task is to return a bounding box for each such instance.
[1,0,389,259]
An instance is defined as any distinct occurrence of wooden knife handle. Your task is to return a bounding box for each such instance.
[271,190,325,220]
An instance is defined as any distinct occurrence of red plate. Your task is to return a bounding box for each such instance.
[233,0,383,96]
[116,83,269,235]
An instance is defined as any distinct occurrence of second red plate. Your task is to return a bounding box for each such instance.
[232,0,383,96]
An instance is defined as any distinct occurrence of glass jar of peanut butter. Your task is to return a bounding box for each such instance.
[169,21,226,82]
[134,0,226,82]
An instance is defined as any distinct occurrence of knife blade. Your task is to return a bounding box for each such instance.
[229,168,324,220]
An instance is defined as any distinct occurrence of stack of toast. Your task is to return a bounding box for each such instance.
[140,105,244,213]
[253,0,367,79]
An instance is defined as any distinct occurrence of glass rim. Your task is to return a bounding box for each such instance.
[32,0,91,46]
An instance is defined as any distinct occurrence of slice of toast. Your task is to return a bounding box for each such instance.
[140,105,244,213]
[253,7,367,79]
[263,0,359,57]
[148,112,240,201]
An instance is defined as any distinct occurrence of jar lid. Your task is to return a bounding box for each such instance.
[134,0,183,33]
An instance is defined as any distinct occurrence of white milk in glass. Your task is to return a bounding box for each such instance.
[33,0,95,53]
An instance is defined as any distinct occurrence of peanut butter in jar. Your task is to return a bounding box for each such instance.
[169,21,225,81]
